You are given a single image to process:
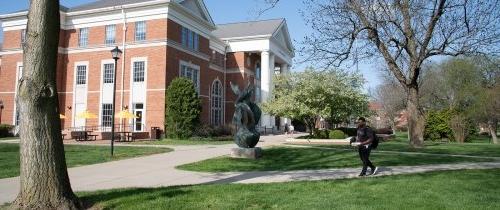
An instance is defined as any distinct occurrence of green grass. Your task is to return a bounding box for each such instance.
[0,143,172,179]
[177,146,495,172]
[79,169,500,210]
[354,132,500,157]
[131,137,233,145]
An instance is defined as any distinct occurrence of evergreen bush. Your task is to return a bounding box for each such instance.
[165,78,201,139]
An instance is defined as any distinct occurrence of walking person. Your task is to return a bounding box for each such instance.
[354,117,378,176]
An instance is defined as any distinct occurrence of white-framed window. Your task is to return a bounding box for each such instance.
[135,21,146,41]
[255,62,261,80]
[103,63,114,83]
[211,80,223,126]
[76,65,87,85]
[133,61,145,82]
[105,25,116,45]
[179,61,200,92]
[78,28,89,47]
[101,103,113,127]
[181,26,199,51]
[21,29,26,47]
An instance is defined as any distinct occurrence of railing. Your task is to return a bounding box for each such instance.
[65,123,146,132]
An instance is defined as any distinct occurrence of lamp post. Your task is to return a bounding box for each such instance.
[0,100,4,124]
[110,46,122,156]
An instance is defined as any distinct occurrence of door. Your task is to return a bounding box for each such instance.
[133,103,144,132]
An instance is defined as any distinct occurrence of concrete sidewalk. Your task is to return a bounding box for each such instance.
[1,135,500,205]
[0,135,287,204]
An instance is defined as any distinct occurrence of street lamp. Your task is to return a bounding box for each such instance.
[110,46,122,156]
[0,100,4,124]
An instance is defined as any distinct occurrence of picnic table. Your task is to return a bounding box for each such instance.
[71,131,97,141]
[116,131,135,142]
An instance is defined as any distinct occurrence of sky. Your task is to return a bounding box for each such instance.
[0,0,382,91]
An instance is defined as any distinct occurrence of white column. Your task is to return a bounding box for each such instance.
[260,51,275,127]
[280,63,289,74]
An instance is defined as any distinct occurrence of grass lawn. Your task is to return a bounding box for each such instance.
[79,169,500,210]
[349,132,500,157]
[0,143,172,179]
[131,137,233,145]
[177,146,495,172]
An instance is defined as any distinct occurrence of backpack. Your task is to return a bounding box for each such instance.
[367,127,380,149]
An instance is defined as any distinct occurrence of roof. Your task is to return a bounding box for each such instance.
[213,18,284,39]
[68,0,157,12]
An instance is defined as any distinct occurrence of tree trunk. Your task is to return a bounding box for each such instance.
[407,86,425,148]
[489,119,498,144]
[12,0,82,209]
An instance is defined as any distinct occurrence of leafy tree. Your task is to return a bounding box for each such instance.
[299,0,499,148]
[262,68,369,135]
[14,0,82,209]
[165,78,201,139]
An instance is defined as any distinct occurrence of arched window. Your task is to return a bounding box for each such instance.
[211,80,224,126]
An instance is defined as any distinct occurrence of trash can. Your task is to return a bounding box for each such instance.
[150,127,161,140]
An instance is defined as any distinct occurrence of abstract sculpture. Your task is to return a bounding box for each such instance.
[231,82,261,148]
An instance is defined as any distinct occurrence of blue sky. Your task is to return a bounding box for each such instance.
[0,0,382,91]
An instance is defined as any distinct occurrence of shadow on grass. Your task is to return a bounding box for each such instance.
[81,187,192,209]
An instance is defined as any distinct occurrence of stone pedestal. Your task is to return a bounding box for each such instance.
[230,147,263,159]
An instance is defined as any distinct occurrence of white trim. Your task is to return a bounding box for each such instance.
[72,61,90,128]
[99,59,116,129]
[179,60,201,93]
[208,63,224,73]
[209,78,224,126]
[129,57,148,131]
[0,50,23,56]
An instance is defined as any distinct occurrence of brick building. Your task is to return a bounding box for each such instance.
[0,0,294,136]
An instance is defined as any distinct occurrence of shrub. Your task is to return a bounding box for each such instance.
[375,128,393,135]
[194,124,233,138]
[165,78,201,139]
[329,130,346,139]
[312,129,329,139]
[424,110,453,141]
[336,127,357,137]
[0,124,14,138]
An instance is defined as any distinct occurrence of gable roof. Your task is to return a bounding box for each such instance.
[213,18,284,39]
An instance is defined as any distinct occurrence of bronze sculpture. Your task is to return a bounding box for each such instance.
[231,82,261,148]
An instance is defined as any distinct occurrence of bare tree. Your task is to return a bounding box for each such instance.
[374,77,407,131]
[13,0,82,209]
[301,0,500,147]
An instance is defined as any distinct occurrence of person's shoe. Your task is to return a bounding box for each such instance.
[369,167,379,175]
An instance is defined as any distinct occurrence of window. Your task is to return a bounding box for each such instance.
[180,63,199,92]
[103,63,114,83]
[255,63,261,80]
[21,29,26,47]
[181,27,188,46]
[181,26,199,51]
[105,25,116,45]
[76,65,87,85]
[211,80,223,126]
[78,28,89,47]
[133,61,145,82]
[135,21,146,41]
[101,104,113,127]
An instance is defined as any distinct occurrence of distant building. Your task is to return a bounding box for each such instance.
[0,0,294,136]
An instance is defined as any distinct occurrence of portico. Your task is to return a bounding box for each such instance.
[214,18,294,129]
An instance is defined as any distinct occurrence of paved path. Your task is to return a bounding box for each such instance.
[1,135,500,205]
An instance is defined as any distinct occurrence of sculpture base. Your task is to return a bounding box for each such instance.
[230,147,263,159]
